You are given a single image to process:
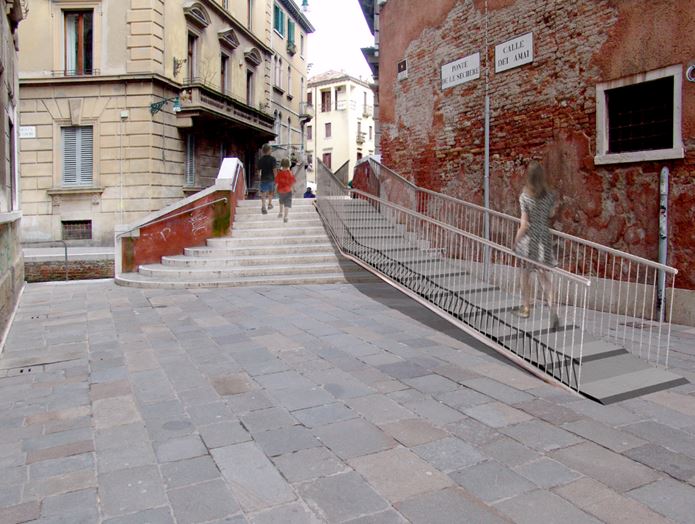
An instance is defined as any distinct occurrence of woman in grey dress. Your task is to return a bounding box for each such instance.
[513,161,559,330]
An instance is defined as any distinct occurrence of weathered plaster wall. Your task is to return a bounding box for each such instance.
[378,0,695,289]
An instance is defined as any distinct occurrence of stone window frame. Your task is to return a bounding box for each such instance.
[595,64,684,165]
[51,116,101,191]
[51,0,102,76]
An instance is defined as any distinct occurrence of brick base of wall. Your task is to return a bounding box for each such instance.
[24,260,114,283]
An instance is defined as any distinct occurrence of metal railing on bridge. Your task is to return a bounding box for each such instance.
[358,159,678,372]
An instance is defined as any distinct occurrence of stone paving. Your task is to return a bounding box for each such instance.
[1,280,695,524]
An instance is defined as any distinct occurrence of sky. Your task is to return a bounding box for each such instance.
[303,0,374,81]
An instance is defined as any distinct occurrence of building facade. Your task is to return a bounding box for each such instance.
[0,0,24,345]
[306,71,375,182]
[18,0,281,245]
[375,0,695,318]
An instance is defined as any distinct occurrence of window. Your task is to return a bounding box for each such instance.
[62,126,93,186]
[187,33,197,81]
[357,120,362,134]
[325,123,331,138]
[273,4,285,36]
[246,69,254,106]
[320,90,331,112]
[64,10,93,75]
[595,64,684,164]
[185,134,195,185]
[287,117,292,146]
[62,220,92,240]
[287,66,292,96]
[307,125,312,140]
[300,34,304,56]
[307,91,313,105]
[220,54,229,93]
[369,125,373,140]
[288,19,295,45]
[322,152,332,169]
[274,56,282,88]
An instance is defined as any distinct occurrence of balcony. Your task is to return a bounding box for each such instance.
[287,41,297,56]
[362,105,374,118]
[356,131,366,144]
[179,78,274,136]
[299,102,314,121]
[336,99,357,111]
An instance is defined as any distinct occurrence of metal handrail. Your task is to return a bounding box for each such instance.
[317,167,590,390]
[367,159,678,275]
[23,240,69,281]
[117,198,228,238]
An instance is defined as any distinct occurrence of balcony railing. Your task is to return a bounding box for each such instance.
[287,41,297,56]
[299,101,314,119]
[362,105,374,117]
[337,99,357,111]
[51,69,100,77]
[356,131,366,144]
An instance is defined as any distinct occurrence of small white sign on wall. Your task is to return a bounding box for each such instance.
[441,53,480,90]
[19,126,36,139]
[495,32,533,73]
[397,59,408,81]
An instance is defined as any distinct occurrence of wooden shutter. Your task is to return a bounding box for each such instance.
[79,127,93,185]
[185,134,195,185]
[62,127,78,185]
[62,126,93,186]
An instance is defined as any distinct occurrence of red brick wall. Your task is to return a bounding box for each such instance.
[25,260,114,283]
[378,0,695,288]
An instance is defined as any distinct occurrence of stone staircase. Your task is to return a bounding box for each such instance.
[116,199,377,288]
[322,198,687,404]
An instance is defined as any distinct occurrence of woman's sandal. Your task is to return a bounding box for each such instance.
[514,305,530,318]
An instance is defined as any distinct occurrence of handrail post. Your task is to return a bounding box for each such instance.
[60,240,68,281]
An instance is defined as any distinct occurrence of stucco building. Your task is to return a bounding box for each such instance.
[17,1,308,245]
[306,71,375,182]
[0,0,24,346]
[371,0,695,319]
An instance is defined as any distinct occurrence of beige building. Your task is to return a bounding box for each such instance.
[306,71,375,183]
[0,0,24,344]
[18,0,283,245]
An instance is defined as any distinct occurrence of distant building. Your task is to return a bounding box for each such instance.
[357,0,382,154]
[373,0,695,321]
[306,71,375,182]
[18,1,276,245]
[0,0,24,345]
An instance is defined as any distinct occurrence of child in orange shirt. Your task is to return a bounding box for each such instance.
[274,158,296,223]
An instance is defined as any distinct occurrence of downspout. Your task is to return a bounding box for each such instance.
[657,166,668,321]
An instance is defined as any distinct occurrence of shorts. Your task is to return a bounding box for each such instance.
[278,192,292,207]
[260,180,274,193]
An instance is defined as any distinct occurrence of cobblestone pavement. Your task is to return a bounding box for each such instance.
[1,280,695,524]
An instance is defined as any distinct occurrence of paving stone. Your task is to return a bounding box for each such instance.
[402,374,459,394]
[500,420,583,452]
[386,388,429,404]
[379,418,448,447]
[463,402,534,429]
[479,436,540,467]
[554,478,673,524]
[413,437,485,473]
[349,447,454,503]
[345,395,415,424]
[343,509,408,524]
[623,443,695,482]
[313,418,395,459]
[0,484,21,507]
[627,479,695,524]
[240,407,296,433]
[155,435,207,463]
[198,421,251,449]
[103,507,175,524]
[23,468,96,499]
[211,442,295,512]
[622,398,695,430]
[513,457,582,488]
[186,401,236,426]
[29,453,94,480]
[168,479,240,524]
[494,489,601,524]
[225,390,276,414]
[562,419,647,453]
[99,465,168,518]
[93,396,142,430]
[563,399,644,427]
[471,363,542,391]
[90,380,132,401]
[513,399,583,425]
[95,423,150,451]
[41,488,98,520]
[254,371,314,390]
[273,446,347,483]
[0,501,41,524]
[271,386,336,412]
[450,460,535,503]
[434,387,491,409]
[253,426,321,457]
[160,455,221,489]
[249,502,321,524]
[211,373,255,396]
[404,399,466,425]
[377,361,430,379]
[130,370,176,404]
[550,442,660,493]
[299,471,389,522]
[445,417,500,446]
[25,439,94,465]
[461,377,534,404]
[622,420,695,458]
[395,487,509,524]
[22,427,93,452]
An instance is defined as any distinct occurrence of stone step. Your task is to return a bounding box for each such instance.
[116,270,378,289]
[236,200,316,208]
[234,210,318,221]
[185,243,336,257]
[207,235,330,247]
[232,218,323,229]
[138,261,361,280]
[162,252,341,267]
[230,226,328,238]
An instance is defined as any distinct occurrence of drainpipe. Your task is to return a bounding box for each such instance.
[657,166,669,321]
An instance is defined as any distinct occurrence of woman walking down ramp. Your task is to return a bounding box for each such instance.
[513,161,560,331]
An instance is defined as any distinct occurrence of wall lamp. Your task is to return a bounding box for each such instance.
[150,96,182,115]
